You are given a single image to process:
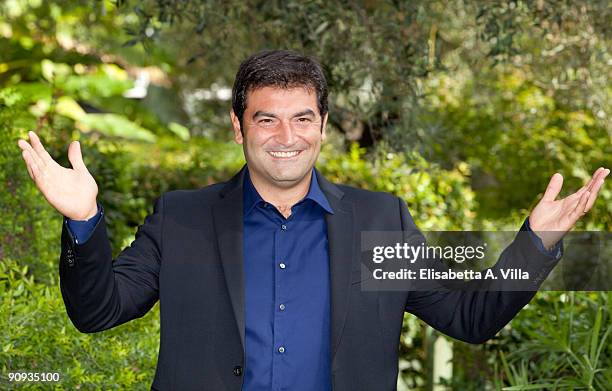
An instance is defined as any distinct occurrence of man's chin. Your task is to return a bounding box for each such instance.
[268,170,311,188]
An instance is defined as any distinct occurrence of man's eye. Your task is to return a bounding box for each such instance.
[297,118,312,122]
[259,119,273,124]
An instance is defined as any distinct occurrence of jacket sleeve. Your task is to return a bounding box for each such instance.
[59,195,164,333]
[399,197,562,344]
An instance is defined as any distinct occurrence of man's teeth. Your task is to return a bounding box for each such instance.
[269,151,300,158]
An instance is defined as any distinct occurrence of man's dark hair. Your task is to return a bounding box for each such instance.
[231,50,328,131]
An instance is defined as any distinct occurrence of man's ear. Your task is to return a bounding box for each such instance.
[230,110,244,144]
[321,113,328,141]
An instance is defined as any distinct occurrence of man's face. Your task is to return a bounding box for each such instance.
[231,86,327,189]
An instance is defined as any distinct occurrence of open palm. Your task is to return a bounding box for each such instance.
[529,167,609,249]
[17,131,99,221]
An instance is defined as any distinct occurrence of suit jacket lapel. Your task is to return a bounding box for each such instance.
[212,167,247,353]
[316,169,357,362]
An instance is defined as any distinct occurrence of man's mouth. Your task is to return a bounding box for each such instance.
[268,150,302,158]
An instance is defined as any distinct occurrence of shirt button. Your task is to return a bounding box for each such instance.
[233,366,242,376]
[278,346,285,354]
[279,303,286,311]
[279,262,286,269]
[281,224,287,230]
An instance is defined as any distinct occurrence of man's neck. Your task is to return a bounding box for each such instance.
[249,170,312,218]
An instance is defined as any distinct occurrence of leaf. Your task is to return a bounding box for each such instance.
[40,59,71,82]
[502,384,556,390]
[588,307,602,364]
[167,122,190,141]
[56,96,87,121]
[10,83,53,104]
[79,113,157,142]
[592,324,611,371]
[61,73,132,99]
[314,21,329,35]
[499,350,515,384]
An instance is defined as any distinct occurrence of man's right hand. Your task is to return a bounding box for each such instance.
[17,131,99,221]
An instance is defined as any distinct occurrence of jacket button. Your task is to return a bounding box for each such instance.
[233,366,242,376]
[66,248,75,267]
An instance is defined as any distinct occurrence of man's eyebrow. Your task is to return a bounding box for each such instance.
[292,109,316,118]
[252,111,278,119]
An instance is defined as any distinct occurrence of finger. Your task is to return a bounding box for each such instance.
[586,167,605,193]
[583,169,609,212]
[583,179,605,213]
[20,135,46,172]
[565,184,587,201]
[21,151,35,181]
[542,172,563,202]
[67,140,87,171]
[562,167,607,202]
[22,149,42,182]
[17,138,30,151]
[598,167,610,183]
[28,131,53,167]
[570,189,590,220]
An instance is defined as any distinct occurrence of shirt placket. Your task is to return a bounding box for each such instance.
[272,218,290,391]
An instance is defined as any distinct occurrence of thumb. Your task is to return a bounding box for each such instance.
[68,140,87,171]
[542,172,563,202]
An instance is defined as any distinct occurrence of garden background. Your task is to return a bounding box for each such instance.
[0,1,610,389]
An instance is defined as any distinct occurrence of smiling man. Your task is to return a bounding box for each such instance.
[17,50,609,390]
[231,84,327,218]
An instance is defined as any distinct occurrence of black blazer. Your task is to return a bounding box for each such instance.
[59,167,555,390]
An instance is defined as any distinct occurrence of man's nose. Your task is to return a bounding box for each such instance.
[275,120,297,146]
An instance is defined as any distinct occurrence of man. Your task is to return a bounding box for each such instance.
[17,50,608,390]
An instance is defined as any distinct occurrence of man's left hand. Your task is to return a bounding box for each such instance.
[529,167,610,250]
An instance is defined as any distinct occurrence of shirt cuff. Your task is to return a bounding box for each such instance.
[523,217,563,260]
[65,202,104,245]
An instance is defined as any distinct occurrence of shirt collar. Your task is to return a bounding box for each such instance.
[243,167,334,215]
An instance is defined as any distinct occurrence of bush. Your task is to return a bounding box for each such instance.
[0,258,160,390]
[0,109,60,284]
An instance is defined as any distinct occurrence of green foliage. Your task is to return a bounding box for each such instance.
[0,121,59,284]
[498,292,611,390]
[121,0,610,147]
[417,69,611,229]
[319,141,478,230]
[0,258,159,390]
[446,293,612,390]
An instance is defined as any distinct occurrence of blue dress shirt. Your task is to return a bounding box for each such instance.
[242,168,333,391]
[65,201,103,244]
